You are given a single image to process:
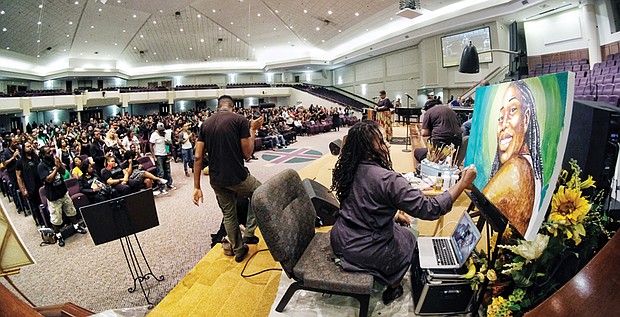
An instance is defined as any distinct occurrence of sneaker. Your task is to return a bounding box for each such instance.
[243,236,260,244]
[159,179,168,185]
[153,189,161,196]
[382,285,403,305]
[74,224,87,234]
[167,185,177,191]
[235,244,249,263]
[57,235,65,247]
[159,189,169,195]
[185,171,190,177]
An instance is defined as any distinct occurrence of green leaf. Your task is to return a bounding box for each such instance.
[508,304,521,311]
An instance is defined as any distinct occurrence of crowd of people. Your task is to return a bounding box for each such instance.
[0,103,358,247]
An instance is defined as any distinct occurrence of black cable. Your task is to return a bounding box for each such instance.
[240,248,282,278]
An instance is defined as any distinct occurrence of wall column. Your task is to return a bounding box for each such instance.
[580,0,601,65]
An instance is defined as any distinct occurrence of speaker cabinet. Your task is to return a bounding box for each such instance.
[329,139,342,155]
[302,178,339,226]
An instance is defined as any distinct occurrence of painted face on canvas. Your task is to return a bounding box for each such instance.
[497,85,530,164]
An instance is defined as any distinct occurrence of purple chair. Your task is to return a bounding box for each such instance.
[612,83,620,95]
[136,156,157,175]
[605,60,616,67]
[602,67,612,75]
[604,74,615,84]
[574,85,586,96]
[593,62,603,70]
[606,95,620,107]
[595,76,605,85]
[64,178,91,211]
[572,65,582,72]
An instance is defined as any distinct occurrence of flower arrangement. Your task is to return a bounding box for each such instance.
[464,160,617,317]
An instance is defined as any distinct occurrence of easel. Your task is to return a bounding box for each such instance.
[464,186,509,317]
[1,269,35,307]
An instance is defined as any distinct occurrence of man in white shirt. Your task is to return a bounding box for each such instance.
[180,123,194,177]
[149,122,175,194]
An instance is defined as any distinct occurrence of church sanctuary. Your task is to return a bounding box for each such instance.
[1,0,619,316]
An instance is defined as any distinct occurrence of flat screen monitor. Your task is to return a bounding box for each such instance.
[442,26,492,68]
[80,189,159,245]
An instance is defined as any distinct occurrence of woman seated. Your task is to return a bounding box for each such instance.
[78,160,116,203]
[101,156,140,196]
[122,150,167,190]
[71,156,83,179]
[329,120,477,305]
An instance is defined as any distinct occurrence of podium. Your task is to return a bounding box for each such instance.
[363,108,376,121]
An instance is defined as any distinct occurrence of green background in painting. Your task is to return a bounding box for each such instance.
[463,72,569,210]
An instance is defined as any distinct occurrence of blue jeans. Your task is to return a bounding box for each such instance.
[155,155,172,189]
[181,148,194,173]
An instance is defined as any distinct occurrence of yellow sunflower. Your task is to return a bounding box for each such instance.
[549,186,590,226]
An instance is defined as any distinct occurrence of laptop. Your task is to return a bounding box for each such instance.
[417,212,481,269]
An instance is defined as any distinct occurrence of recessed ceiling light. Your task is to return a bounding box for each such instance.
[5,47,8,50]
[275,10,279,13]
[74,1,79,4]
[79,53,82,56]
[253,48,255,51]
[257,13,261,17]
[153,52,156,55]
[69,21,73,25]
[37,39,40,43]
[98,8,102,12]
[328,10,332,14]
[316,27,320,31]
[230,22,234,24]
[200,38,204,42]
[39,4,43,8]
[197,14,201,18]
[176,57,179,60]
[114,42,118,45]
[303,10,307,13]
[237,38,240,42]
[303,38,306,41]
[366,29,369,31]
[63,49,66,51]
[180,28,184,32]
[338,29,341,32]
[133,46,137,49]
[212,9,216,13]
[2,28,6,32]
[189,47,192,50]
[219,27,222,30]
[355,12,359,16]
[219,48,222,51]
[0,10,4,14]
[145,60,148,62]
[140,34,144,38]
[132,14,137,18]
[322,39,325,42]
[117,0,121,3]
[91,25,95,28]
[247,33,250,37]
[273,27,276,30]
[66,34,70,37]
[290,25,293,29]
[84,40,88,43]
[153,20,157,24]
[37,21,42,25]
[159,9,163,13]
[123,29,126,32]
[208,55,211,58]
[37,54,40,57]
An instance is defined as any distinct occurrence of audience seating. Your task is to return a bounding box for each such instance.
[252,169,373,317]
[136,156,157,175]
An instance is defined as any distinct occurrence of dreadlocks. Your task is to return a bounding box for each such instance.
[489,80,543,181]
[331,120,392,202]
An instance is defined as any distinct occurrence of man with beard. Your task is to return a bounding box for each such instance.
[37,146,87,247]
[89,129,107,173]
[15,141,45,226]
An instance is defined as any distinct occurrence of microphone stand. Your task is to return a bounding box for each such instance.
[402,94,414,153]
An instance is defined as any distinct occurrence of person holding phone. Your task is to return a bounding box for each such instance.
[192,95,264,263]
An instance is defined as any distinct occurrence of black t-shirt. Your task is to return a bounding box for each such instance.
[79,138,90,155]
[199,110,250,186]
[101,165,125,183]
[15,155,42,193]
[1,148,19,173]
[37,160,67,201]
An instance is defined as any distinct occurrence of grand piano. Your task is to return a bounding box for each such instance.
[395,107,423,123]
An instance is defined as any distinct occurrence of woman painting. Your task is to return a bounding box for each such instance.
[482,80,543,236]
[330,120,477,305]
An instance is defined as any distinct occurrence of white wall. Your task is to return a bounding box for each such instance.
[288,89,340,109]
[524,8,588,56]
[597,0,620,45]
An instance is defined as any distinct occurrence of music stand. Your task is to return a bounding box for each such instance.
[395,107,422,152]
[80,189,164,307]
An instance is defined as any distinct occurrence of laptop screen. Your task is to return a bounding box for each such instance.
[450,212,481,264]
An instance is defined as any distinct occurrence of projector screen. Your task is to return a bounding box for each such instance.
[442,27,492,68]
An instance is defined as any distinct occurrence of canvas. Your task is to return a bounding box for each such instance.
[464,72,575,241]
[0,199,35,274]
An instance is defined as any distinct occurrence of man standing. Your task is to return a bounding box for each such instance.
[192,95,264,263]
[2,137,21,189]
[150,122,175,195]
[180,123,194,177]
[414,102,462,163]
[38,146,86,246]
[16,141,44,226]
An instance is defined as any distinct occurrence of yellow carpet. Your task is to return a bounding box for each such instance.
[149,126,470,317]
